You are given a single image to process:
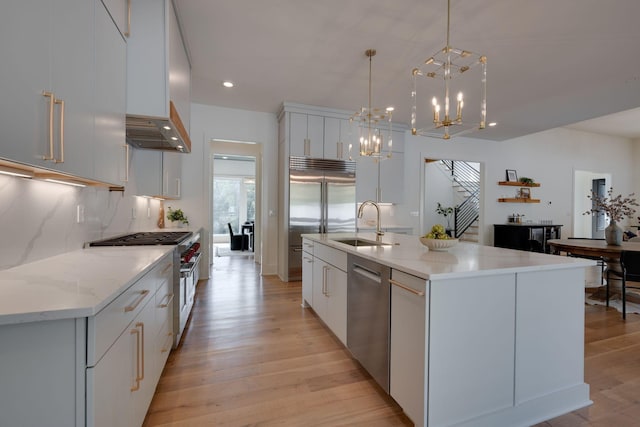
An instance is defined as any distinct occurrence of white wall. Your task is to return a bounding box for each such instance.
[403,127,635,245]
[178,104,279,276]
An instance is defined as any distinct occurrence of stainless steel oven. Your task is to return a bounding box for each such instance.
[88,230,202,348]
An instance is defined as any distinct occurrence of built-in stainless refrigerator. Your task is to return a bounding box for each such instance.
[288,156,356,280]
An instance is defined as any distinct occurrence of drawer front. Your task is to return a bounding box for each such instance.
[314,243,346,272]
[155,275,174,335]
[391,269,426,294]
[302,238,314,255]
[88,260,166,366]
[153,255,174,293]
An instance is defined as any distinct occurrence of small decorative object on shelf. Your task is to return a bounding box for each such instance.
[583,187,638,246]
[506,169,518,182]
[518,176,535,185]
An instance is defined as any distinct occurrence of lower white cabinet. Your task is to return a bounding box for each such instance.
[305,241,347,345]
[390,269,427,427]
[87,253,173,427]
[301,238,314,307]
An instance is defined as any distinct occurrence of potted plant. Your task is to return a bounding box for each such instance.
[583,188,638,245]
[167,207,189,227]
[436,202,455,233]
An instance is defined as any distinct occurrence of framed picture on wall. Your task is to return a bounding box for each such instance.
[506,169,518,182]
[520,187,530,199]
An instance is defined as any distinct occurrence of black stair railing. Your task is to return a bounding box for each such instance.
[440,160,480,238]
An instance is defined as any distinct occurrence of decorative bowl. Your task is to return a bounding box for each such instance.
[419,237,459,251]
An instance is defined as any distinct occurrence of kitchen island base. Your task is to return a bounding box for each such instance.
[302,233,593,427]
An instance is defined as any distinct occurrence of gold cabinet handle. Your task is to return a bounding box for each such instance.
[159,293,174,308]
[130,327,141,391]
[124,0,131,37]
[42,91,55,160]
[124,289,150,312]
[390,279,425,297]
[137,322,145,382]
[54,98,64,163]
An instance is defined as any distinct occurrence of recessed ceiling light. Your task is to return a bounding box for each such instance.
[163,125,171,130]
[489,122,497,127]
[222,81,234,88]
[170,136,178,141]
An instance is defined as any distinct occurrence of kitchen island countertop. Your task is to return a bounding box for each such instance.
[303,232,594,280]
[0,246,173,326]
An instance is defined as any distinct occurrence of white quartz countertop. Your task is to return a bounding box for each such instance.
[0,246,173,326]
[303,232,594,280]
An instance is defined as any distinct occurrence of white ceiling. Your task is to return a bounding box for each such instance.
[174,0,640,141]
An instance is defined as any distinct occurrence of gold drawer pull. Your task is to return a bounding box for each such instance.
[390,279,425,296]
[130,327,140,391]
[124,289,150,312]
[159,293,174,308]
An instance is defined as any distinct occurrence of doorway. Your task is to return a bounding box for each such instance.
[422,158,482,241]
[210,140,262,265]
[573,170,611,238]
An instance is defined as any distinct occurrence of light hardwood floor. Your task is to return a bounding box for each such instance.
[144,256,640,426]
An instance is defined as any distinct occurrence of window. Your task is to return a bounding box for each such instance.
[213,176,255,235]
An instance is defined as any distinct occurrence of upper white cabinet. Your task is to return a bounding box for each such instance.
[323,117,352,160]
[126,0,191,128]
[355,130,405,204]
[0,0,127,186]
[290,113,324,158]
[94,0,129,185]
[134,150,182,198]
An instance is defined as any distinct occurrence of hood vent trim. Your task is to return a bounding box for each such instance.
[126,101,192,153]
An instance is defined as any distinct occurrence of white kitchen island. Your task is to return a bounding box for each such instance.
[302,232,594,427]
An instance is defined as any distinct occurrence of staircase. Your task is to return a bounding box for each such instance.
[439,160,480,242]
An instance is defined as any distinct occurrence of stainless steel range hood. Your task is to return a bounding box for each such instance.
[126,101,192,153]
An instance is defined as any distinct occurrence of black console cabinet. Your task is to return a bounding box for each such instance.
[494,224,562,253]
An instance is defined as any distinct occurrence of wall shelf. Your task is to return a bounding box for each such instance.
[498,198,541,203]
[498,181,540,187]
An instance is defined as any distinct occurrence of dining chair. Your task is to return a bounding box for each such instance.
[606,250,640,319]
[228,223,249,251]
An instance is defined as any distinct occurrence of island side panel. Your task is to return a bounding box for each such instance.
[515,268,589,406]
[428,273,516,427]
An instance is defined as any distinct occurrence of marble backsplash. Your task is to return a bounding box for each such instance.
[0,174,163,270]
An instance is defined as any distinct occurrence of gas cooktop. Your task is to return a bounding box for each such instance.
[88,231,192,246]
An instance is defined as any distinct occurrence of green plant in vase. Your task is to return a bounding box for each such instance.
[167,207,189,227]
[436,202,455,232]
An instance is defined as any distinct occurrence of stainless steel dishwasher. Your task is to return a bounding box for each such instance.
[347,253,391,392]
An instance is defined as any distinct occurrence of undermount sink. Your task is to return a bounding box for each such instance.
[332,238,392,247]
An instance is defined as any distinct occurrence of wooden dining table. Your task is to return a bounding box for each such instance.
[547,238,640,302]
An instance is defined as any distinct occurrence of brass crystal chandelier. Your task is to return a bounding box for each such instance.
[411,0,487,140]
[350,49,394,159]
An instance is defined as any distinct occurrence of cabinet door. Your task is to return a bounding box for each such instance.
[94,0,127,185]
[356,156,379,202]
[290,113,324,157]
[312,258,328,320]
[50,0,95,179]
[380,152,405,204]
[428,274,515,427]
[325,265,347,345]
[302,250,314,308]
[390,270,427,426]
[323,117,351,160]
[162,152,182,198]
[0,1,51,167]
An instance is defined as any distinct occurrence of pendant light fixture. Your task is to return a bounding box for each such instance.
[350,49,393,160]
[411,0,487,140]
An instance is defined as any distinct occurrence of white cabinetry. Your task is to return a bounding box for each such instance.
[390,269,427,427]
[307,242,347,345]
[290,113,324,158]
[301,238,314,307]
[87,254,174,427]
[127,0,190,197]
[0,0,127,186]
[323,117,351,160]
[355,130,405,204]
[94,0,129,185]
